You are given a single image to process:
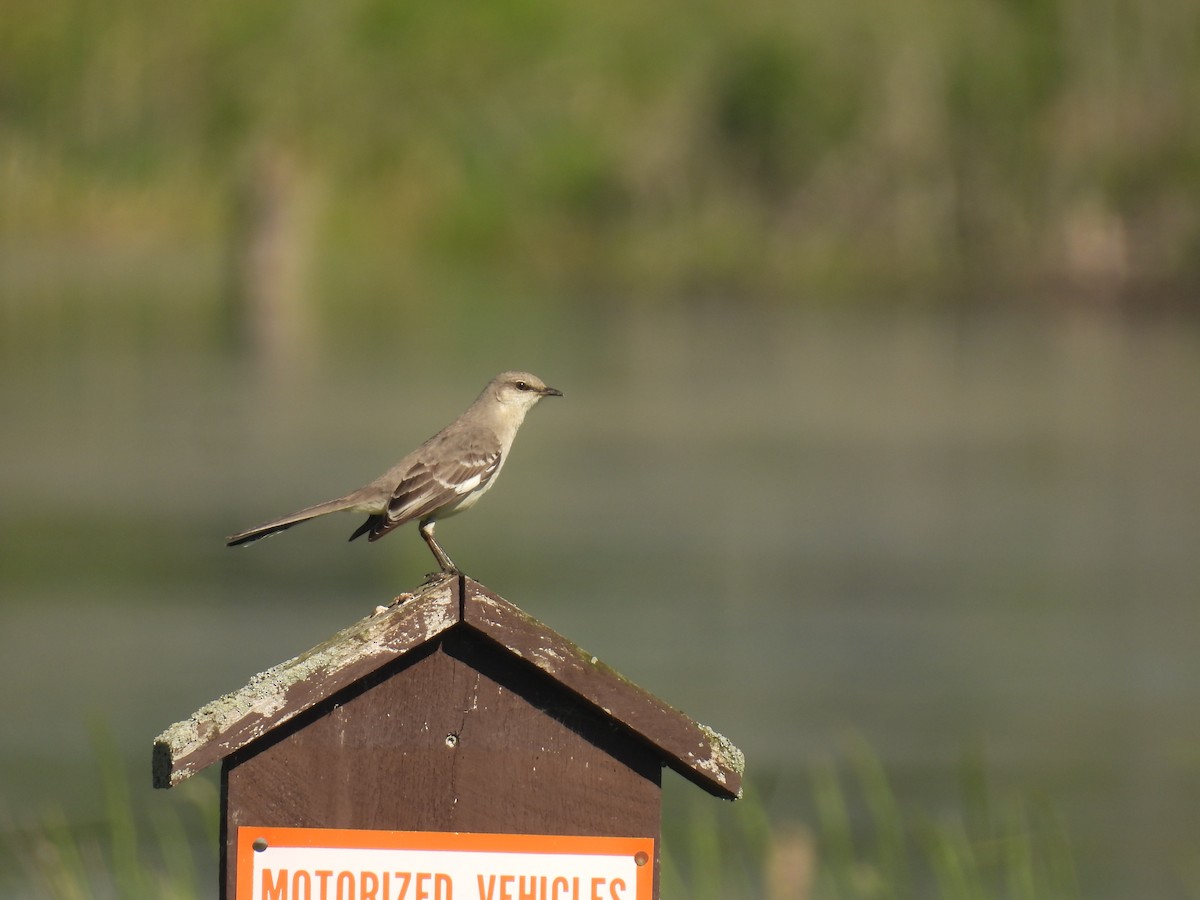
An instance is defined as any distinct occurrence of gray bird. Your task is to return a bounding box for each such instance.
[227,371,562,574]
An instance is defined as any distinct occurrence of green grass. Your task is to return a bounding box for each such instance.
[3,733,1083,899]
[661,739,1081,900]
[0,726,218,900]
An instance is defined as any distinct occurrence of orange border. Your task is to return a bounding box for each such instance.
[236,826,654,899]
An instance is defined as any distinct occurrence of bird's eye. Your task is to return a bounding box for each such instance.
[515,381,529,391]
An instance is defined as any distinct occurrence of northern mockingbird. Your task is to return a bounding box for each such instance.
[227,371,562,574]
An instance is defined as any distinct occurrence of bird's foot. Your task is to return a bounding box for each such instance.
[422,569,460,586]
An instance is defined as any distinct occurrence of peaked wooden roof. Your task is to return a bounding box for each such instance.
[153,576,743,799]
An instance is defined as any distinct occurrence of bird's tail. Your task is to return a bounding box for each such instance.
[226,495,363,547]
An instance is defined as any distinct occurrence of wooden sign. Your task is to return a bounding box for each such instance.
[237,826,653,900]
[154,576,743,900]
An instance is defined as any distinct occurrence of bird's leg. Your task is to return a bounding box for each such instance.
[419,519,461,575]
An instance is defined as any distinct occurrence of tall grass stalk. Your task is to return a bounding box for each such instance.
[848,737,907,898]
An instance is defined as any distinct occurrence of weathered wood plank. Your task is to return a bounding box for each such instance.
[461,579,744,799]
[152,578,459,788]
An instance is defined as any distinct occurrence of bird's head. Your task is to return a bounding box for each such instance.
[488,371,563,410]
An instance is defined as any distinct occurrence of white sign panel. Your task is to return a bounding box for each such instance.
[236,827,654,900]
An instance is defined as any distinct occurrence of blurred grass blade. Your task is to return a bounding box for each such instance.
[812,757,856,897]
[849,734,907,898]
[90,721,146,899]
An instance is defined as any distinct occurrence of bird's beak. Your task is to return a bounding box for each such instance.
[542,386,563,398]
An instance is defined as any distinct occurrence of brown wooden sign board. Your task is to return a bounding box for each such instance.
[153,576,743,900]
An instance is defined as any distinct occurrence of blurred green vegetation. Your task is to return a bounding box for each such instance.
[3,733,1081,900]
[663,741,1081,899]
[1,726,219,900]
[3,0,1199,351]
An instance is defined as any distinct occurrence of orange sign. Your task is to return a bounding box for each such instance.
[236,826,654,900]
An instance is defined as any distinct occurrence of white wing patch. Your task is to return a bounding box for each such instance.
[454,473,484,495]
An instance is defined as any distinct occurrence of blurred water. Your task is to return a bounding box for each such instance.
[1,307,1198,898]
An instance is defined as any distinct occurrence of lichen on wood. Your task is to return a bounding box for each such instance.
[152,579,456,788]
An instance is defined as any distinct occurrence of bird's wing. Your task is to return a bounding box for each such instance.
[367,440,502,541]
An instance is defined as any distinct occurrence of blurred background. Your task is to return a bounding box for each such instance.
[2,0,1199,897]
